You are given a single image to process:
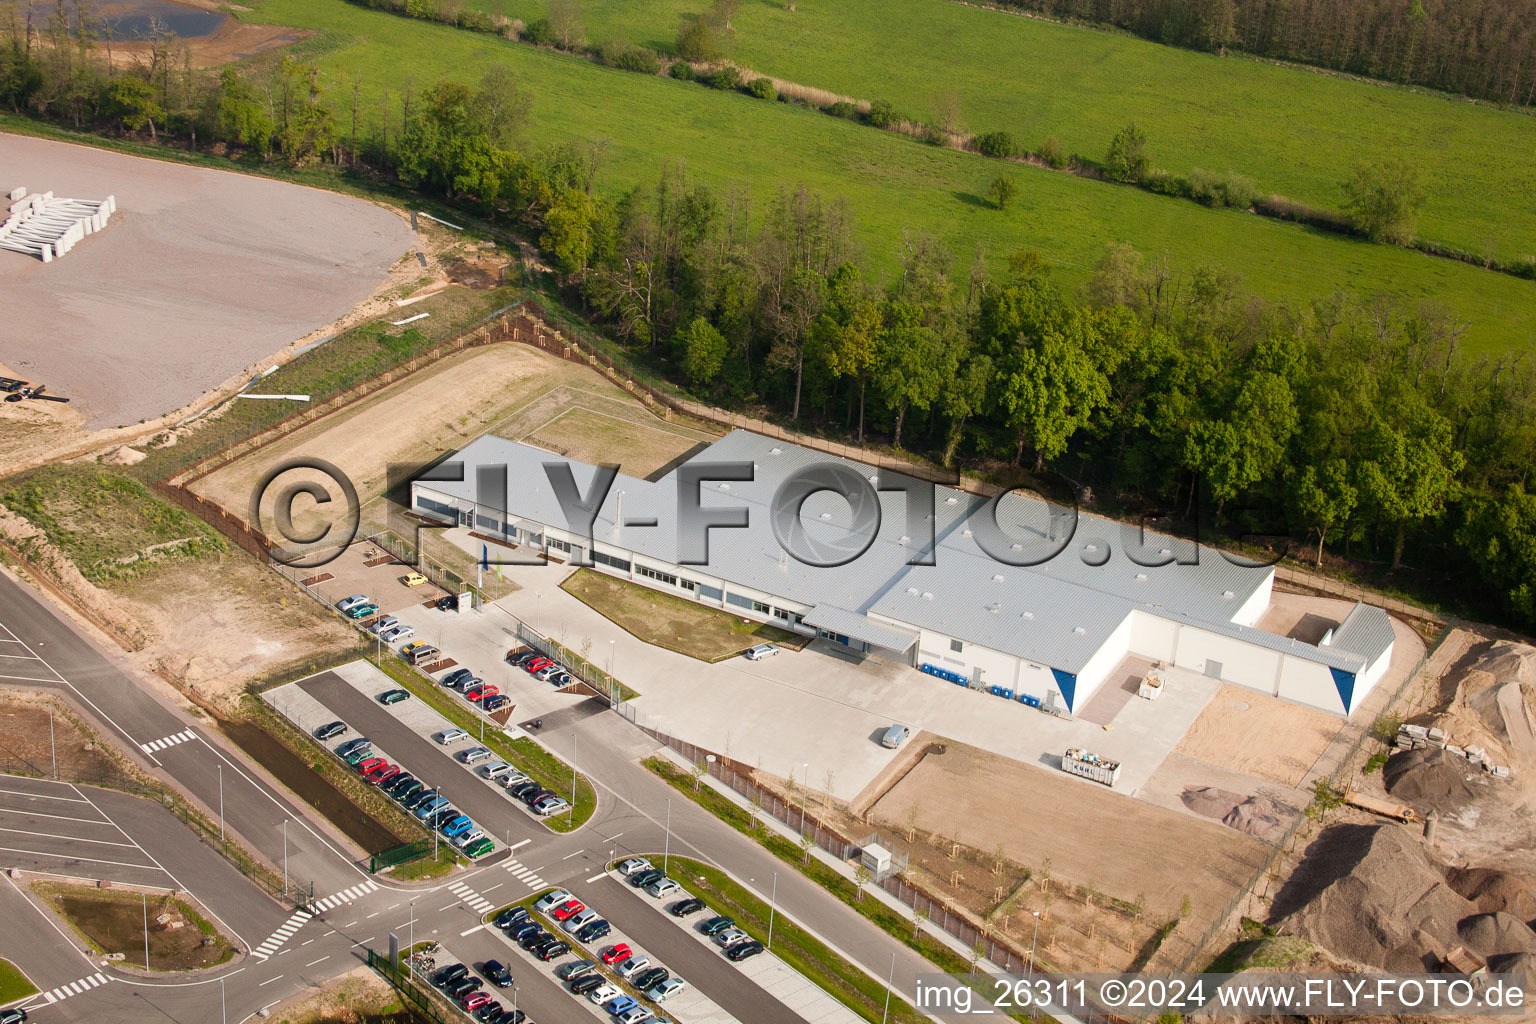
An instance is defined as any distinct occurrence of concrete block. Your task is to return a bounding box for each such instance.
[40,243,51,263]
[6,186,24,201]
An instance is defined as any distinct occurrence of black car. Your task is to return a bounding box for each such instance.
[393,779,425,804]
[429,807,460,828]
[475,1000,504,1022]
[502,1011,527,1024]
[495,906,531,929]
[508,921,542,942]
[437,594,459,611]
[406,787,439,810]
[630,868,665,888]
[315,721,347,740]
[507,650,537,666]
[0,1009,27,1024]
[383,772,416,795]
[726,939,765,962]
[570,974,605,995]
[432,963,469,987]
[632,967,669,991]
[517,927,550,949]
[576,918,611,943]
[336,737,370,757]
[483,959,513,987]
[520,787,555,807]
[445,976,479,998]
[508,780,543,800]
[669,897,707,917]
[441,667,475,688]
[700,915,735,936]
[533,939,570,961]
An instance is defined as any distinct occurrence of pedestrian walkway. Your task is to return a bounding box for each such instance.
[251,908,313,960]
[36,971,111,1004]
[501,856,548,890]
[310,879,381,913]
[448,880,496,915]
[138,729,196,753]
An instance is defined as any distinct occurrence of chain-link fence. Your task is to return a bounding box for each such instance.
[368,948,454,1024]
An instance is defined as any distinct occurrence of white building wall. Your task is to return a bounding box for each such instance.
[1277,656,1346,715]
[1128,610,1180,663]
[912,629,1024,690]
[1171,625,1281,693]
[1233,570,1274,626]
[1346,641,1394,715]
[1071,612,1135,710]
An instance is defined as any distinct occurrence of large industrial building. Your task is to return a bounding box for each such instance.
[411,430,1395,718]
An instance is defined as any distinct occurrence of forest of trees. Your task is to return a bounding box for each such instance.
[995,0,1536,105]
[2,23,1534,629]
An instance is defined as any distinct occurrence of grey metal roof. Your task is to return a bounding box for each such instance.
[417,430,1300,675]
[1326,602,1396,666]
[802,605,920,652]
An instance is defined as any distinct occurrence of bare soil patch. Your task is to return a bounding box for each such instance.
[266,965,423,1024]
[525,405,707,478]
[0,691,120,780]
[1176,684,1341,787]
[866,738,1270,970]
[34,880,234,970]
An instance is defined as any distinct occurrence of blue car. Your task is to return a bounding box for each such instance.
[604,995,639,1015]
[414,796,451,820]
[442,814,474,838]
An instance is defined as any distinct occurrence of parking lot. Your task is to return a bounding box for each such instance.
[0,774,173,888]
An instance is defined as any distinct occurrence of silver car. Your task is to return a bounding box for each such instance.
[461,746,492,765]
[381,623,415,643]
[368,615,399,636]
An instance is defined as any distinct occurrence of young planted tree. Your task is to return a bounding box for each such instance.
[987,174,1019,210]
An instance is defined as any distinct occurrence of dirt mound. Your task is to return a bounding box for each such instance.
[99,445,146,466]
[1488,950,1536,976]
[1180,786,1287,839]
[1183,785,1244,817]
[1458,912,1536,959]
[1383,748,1486,816]
[1419,641,1536,776]
[1270,824,1477,971]
[1446,866,1536,922]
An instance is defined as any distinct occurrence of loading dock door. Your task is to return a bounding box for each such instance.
[1205,660,1223,679]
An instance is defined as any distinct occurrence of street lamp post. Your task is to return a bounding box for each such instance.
[767,871,778,949]
[282,819,289,894]
[535,592,541,633]
[218,763,224,843]
[663,797,671,873]
[881,951,896,1024]
[799,762,809,834]
[570,732,578,823]
[1028,910,1041,982]
[142,891,149,971]
[409,899,417,971]
[221,976,227,1024]
[48,709,55,779]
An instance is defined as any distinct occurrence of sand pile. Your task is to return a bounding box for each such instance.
[1446,866,1536,922]
[1383,748,1487,816]
[1180,786,1288,840]
[1269,824,1478,971]
[1489,950,1536,976]
[1457,912,1536,957]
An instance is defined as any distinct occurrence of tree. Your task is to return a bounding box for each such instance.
[1183,372,1299,515]
[473,64,533,147]
[542,186,600,276]
[1457,484,1536,627]
[208,67,273,155]
[999,310,1116,470]
[1291,459,1357,566]
[677,316,728,386]
[1342,156,1425,243]
[1103,122,1150,183]
[103,75,162,138]
[974,130,1016,158]
[546,0,583,49]
[873,304,948,448]
[677,0,736,62]
[1355,410,1463,568]
[987,174,1018,210]
[940,352,992,467]
[812,264,883,442]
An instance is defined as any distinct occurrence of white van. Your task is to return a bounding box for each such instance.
[880,724,910,749]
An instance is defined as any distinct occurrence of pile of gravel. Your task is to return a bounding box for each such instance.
[1181,786,1289,839]
[1383,748,1483,816]
[1446,866,1536,924]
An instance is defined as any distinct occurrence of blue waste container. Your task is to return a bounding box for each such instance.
[1000,688,1014,700]
[989,685,1004,697]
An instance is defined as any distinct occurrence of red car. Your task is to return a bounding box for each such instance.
[465,683,500,702]
[460,991,491,1011]
[524,657,552,674]
[551,898,585,921]
[600,943,632,965]
[366,764,400,786]
[355,756,385,775]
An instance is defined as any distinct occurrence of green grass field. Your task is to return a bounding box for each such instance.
[0,957,38,1005]
[469,0,1536,260]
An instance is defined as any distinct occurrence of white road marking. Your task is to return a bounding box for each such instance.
[509,838,531,851]
[305,956,329,967]
[259,975,284,986]
[586,873,607,883]
[460,925,485,936]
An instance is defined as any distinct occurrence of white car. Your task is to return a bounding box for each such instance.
[451,827,487,849]
[535,889,574,914]
[381,624,415,643]
[648,978,686,1003]
[646,878,681,899]
[336,594,369,612]
[713,927,749,947]
[436,729,469,745]
[368,615,399,636]
[562,909,599,934]
[615,955,650,979]
[585,984,621,1006]
[534,796,570,816]
[744,643,780,660]
[617,857,652,877]
[480,761,515,780]
[499,770,531,788]
[616,1007,654,1024]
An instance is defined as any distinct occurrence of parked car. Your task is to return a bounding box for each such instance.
[314,720,347,741]
[432,963,468,987]
[507,922,542,944]
[599,943,631,965]
[570,974,605,995]
[392,779,425,804]
[629,869,665,888]
[550,898,585,921]
[442,815,474,838]
[499,769,531,790]
[437,728,470,745]
[517,928,550,950]
[406,644,441,666]
[402,572,428,587]
[533,939,570,961]
[436,594,459,611]
[519,786,555,807]
[561,908,598,934]
[355,756,386,775]
[364,766,396,788]
[461,746,493,765]
[604,995,639,1016]
[405,787,439,810]
[616,1007,653,1024]
[383,771,416,792]
[336,737,369,757]
[445,977,479,999]
[536,795,571,817]
[586,984,621,1006]
[669,897,707,917]
[726,939,765,962]
[533,663,564,682]
[880,723,910,749]
[464,683,499,702]
[336,594,369,612]
[646,878,680,899]
[507,650,537,666]
[699,915,735,936]
[575,918,611,943]
[615,955,651,980]
[744,643,780,660]
[463,836,495,858]
[430,807,461,829]
[617,857,653,877]
[496,907,531,930]
[401,640,432,658]
[342,746,373,766]
[524,657,552,673]
[0,1009,26,1024]
[713,927,749,948]
[648,978,686,1002]
[441,668,475,688]
[559,959,598,981]
[477,761,513,780]
[345,603,379,620]
[414,796,451,820]
[378,688,411,705]
[482,695,512,712]
[368,615,399,636]
[381,624,415,643]
[482,959,513,987]
[508,781,543,800]
[452,827,487,849]
[534,889,573,914]
[460,991,491,1011]
[475,1001,504,1023]
[631,967,668,991]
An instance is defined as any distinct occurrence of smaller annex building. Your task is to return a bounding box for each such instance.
[411,430,1395,718]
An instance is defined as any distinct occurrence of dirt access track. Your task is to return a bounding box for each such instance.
[0,132,414,429]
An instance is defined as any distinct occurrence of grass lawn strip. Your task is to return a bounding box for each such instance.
[366,654,596,833]
[385,844,465,881]
[32,881,236,971]
[0,958,38,1005]
[561,569,801,663]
